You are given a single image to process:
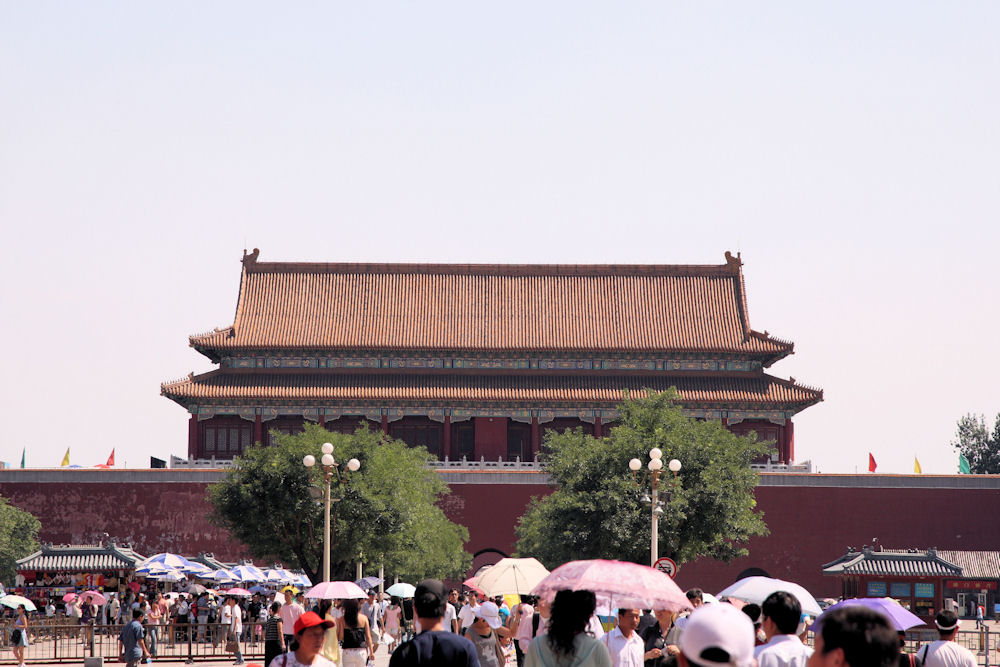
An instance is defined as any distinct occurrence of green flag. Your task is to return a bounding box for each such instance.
[20,447,25,469]
[959,454,971,474]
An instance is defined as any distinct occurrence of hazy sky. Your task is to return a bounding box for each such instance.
[2,2,998,474]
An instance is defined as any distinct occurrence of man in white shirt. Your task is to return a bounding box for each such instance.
[458,591,480,631]
[602,608,648,667]
[754,592,813,667]
[45,600,56,618]
[225,597,244,666]
[916,611,977,667]
[443,596,458,633]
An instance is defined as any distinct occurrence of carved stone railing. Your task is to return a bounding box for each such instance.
[428,456,543,471]
[169,454,810,473]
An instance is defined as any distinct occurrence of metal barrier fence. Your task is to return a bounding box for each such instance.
[0,620,266,664]
[900,628,992,667]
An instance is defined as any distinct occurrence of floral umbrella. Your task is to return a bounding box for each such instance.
[531,559,692,612]
[305,581,368,599]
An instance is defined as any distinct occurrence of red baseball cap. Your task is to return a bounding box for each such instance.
[293,611,334,635]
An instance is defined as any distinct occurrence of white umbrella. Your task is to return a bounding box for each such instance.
[716,576,822,616]
[475,558,550,596]
[385,583,416,598]
[0,595,37,612]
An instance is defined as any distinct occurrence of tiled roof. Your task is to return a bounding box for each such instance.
[161,370,822,408]
[938,551,1000,579]
[17,543,146,572]
[189,251,793,360]
[822,549,963,577]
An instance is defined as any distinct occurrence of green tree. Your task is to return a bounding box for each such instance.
[0,495,41,587]
[515,390,770,567]
[951,413,1000,474]
[208,423,471,583]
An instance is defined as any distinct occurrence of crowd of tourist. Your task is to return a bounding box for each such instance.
[5,578,986,667]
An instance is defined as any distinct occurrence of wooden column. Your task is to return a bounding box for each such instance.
[254,414,263,446]
[443,416,452,460]
[531,417,540,459]
[786,420,795,463]
[318,412,326,428]
[188,414,199,458]
[593,416,602,438]
[381,414,389,434]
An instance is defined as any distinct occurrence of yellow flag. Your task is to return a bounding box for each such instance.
[60,448,70,467]
[914,457,922,474]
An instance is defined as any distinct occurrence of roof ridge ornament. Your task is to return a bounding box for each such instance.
[724,251,742,272]
[243,247,260,266]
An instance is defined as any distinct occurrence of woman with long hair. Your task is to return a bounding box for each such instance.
[524,590,610,667]
[337,599,373,667]
[12,604,30,667]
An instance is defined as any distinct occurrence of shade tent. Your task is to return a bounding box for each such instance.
[264,568,298,584]
[204,569,237,584]
[230,565,267,583]
[137,553,212,576]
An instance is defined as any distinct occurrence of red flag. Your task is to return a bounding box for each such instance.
[106,449,115,467]
[868,453,877,473]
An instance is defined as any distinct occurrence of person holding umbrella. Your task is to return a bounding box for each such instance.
[524,590,611,667]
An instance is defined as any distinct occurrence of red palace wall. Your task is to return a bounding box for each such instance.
[3,472,998,599]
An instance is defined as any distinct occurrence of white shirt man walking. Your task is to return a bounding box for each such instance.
[754,592,812,667]
[601,608,647,667]
[918,610,977,667]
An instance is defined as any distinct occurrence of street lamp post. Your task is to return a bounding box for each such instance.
[629,448,681,567]
[303,442,360,582]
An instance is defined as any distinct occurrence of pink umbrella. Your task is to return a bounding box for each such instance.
[81,590,107,605]
[530,559,692,612]
[62,592,78,603]
[462,577,484,595]
[223,587,252,597]
[305,581,367,599]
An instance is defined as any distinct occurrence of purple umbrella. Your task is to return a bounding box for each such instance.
[811,598,925,631]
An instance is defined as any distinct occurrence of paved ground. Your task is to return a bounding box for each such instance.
[8,619,1000,666]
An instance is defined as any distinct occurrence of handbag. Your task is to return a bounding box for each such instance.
[225,638,238,653]
[10,629,19,643]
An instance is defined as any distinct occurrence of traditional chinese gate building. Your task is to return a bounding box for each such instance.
[161,250,822,463]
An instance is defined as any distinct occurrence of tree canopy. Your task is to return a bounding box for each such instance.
[0,495,40,587]
[208,423,471,583]
[515,390,770,567]
[951,413,1000,474]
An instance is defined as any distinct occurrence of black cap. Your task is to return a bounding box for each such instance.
[414,579,448,618]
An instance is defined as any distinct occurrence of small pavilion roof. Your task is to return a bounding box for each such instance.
[822,548,967,578]
[162,369,822,411]
[188,250,795,364]
[17,541,146,572]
